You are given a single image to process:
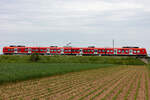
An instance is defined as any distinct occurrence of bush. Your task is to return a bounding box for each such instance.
[30,53,40,62]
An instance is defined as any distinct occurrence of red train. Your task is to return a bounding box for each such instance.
[3,45,147,56]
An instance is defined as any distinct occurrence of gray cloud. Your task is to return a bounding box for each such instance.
[0,0,150,54]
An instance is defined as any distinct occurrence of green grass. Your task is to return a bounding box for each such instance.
[0,55,145,65]
[0,63,114,84]
[0,55,145,84]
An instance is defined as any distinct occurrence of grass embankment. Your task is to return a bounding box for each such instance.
[0,55,145,84]
[0,55,145,65]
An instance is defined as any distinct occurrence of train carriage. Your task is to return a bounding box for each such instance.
[3,46,147,56]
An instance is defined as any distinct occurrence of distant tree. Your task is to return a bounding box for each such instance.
[30,53,40,62]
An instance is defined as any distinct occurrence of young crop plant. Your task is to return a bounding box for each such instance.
[68,87,92,100]
[112,89,123,100]
[91,71,133,100]
[124,74,139,100]
[145,74,149,100]
[113,73,138,100]
[47,88,51,93]
[100,71,135,100]
[83,77,120,100]
[40,77,92,99]
[134,74,142,100]
[32,98,39,100]
[89,70,131,100]
[67,68,123,100]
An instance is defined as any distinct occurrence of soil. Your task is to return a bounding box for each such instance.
[0,66,149,100]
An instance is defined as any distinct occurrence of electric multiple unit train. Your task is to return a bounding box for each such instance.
[2,46,147,56]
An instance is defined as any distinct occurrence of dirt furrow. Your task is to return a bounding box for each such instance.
[2,66,124,100]
[42,67,130,100]
[117,73,139,100]
[137,71,146,100]
[105,72,138,100]
[0,66,148,100]
[146,71,150,100]
[1,68,111,99]
[76,69,132,100]
[92,70,135,100]
[126,72,142,100]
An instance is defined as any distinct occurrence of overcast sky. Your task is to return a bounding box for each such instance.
[0,0,150,53]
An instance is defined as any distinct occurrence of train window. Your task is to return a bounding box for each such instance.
[57,50,60,52]
[134,51,137,53]
[14,48,17,51]
[126,50,128,53]
[94,50,98,52]
[84,50,86,52]
[107,50,109,52]
[68,50,71,52]
[91,50,94,52]
[88,50,90,52]
[72,50,75,52]
[122,50,124,53]
[98,50,101,52]
[111,50,113,52]
[41,49,43,51]
[143,50,145,52]
[118,50,121,53]
[102,50,105,52]
[25,48,28,51]
[65,50,68,52]
[51,50,53,52]
[36,49,38,51]
[137,50,140,53]
[8,49,10,51]
[54,50,56,52]
[18,49,21,51]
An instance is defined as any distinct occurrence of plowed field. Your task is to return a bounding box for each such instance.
[0,65,149,100]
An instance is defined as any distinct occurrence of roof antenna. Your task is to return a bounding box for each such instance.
[66,42,71,47]
[113,39,115,49]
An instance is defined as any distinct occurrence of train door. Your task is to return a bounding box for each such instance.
[61,48,64,55]
[14,48,18,53]
[28,48,31,54]
[94,49,98,54]
[114,49,117,55]
[47,48,50,54]
[129,49,133,55]
[80,49,83,56]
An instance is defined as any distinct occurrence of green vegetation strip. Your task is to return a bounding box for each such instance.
[0,63,114,84]
[0,55,145,65]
